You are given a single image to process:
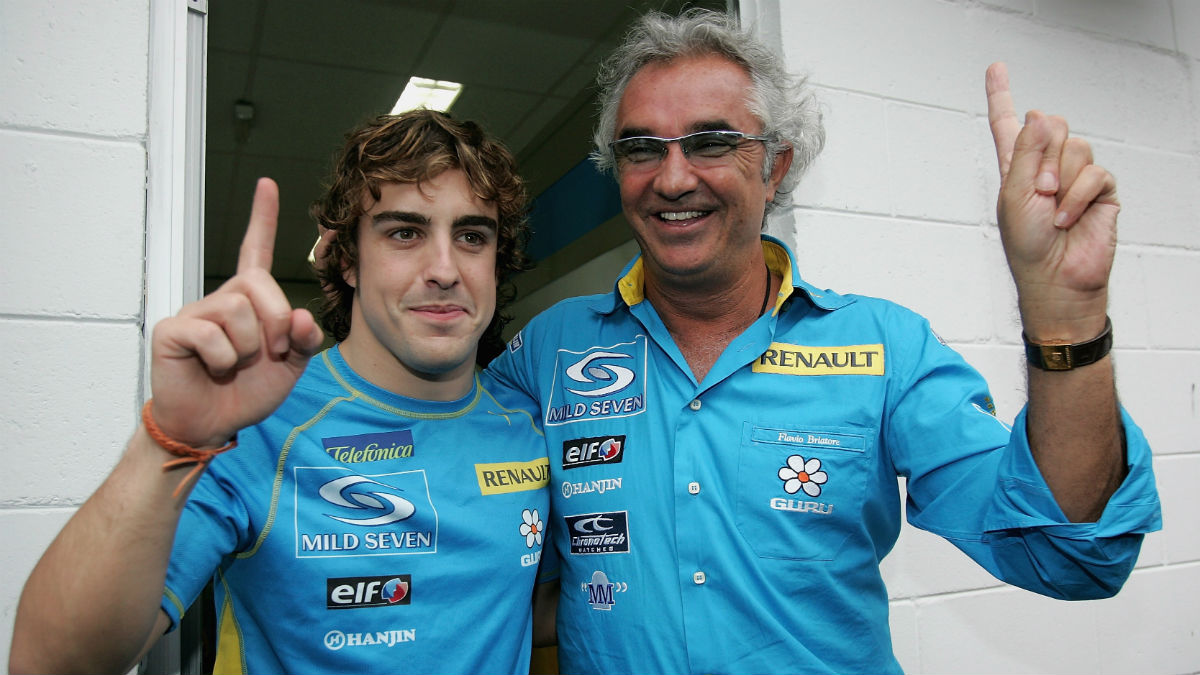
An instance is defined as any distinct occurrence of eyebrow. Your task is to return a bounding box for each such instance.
[615,120,737,140]
[372,210,428,226]
[371,211,498,231]
[454,214,499,231]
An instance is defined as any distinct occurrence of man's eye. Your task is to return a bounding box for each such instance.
[620,140,663,162]
[390,228,418,241]
[688,134,737,157]
[460,231,486,245]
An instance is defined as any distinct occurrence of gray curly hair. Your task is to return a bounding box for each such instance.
[590,8,824,218]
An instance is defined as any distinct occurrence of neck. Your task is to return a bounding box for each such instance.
[338,335,476,402]
[645,254,777,381]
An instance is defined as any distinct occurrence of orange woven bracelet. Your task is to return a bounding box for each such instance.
[141,399,237,497]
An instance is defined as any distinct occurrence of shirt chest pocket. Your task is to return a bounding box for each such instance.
[735,423,873,561]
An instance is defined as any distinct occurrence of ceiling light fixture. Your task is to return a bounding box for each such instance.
[391,77,463,114]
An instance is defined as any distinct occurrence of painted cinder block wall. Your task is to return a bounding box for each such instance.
[0,0,1195,673]
[766,1,1199,673]
[0,0,151,668]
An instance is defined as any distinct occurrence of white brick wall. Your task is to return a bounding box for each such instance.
[777,0,1199,672]
[0,0,149,667]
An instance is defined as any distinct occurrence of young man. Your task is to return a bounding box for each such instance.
[484,10,1161,674]
[10,111,549,674]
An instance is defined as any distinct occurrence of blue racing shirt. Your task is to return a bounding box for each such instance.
[163,346,549,675]
[484,236,1161,674]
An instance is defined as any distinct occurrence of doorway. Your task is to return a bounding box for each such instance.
[203,0,727,338]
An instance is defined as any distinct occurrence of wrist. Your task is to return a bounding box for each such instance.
[1016,290,1108,344]
[141,399,237,497]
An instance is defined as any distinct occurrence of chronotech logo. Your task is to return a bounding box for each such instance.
[565,511,630,555]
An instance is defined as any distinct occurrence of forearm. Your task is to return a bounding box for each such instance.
[1025,349,1127,523]
[10,426,192,674]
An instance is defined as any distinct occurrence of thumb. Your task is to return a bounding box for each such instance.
[288,309,325,362]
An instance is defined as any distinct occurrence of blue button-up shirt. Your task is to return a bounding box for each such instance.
[485,236,1160,674]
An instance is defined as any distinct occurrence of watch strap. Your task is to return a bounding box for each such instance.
[1023,317,1113,371]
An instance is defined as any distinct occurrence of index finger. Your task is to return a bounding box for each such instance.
[237,177,280,274]
[986,62,1020,178]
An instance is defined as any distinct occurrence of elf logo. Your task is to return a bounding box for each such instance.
[562,435,625,469]
[326,575,411,609]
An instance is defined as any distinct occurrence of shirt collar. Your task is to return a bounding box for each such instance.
[588,234,853,315]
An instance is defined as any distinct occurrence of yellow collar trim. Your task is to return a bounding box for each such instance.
[617,257,647,307]
[762,239,795,316]
[618,240,795,315]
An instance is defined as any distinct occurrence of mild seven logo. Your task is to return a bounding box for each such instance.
[295,467,438,558]
[547,337,648,427]
[565,352,635,397]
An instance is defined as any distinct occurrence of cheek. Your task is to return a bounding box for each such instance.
[468,258,498,310]
[617,172,650,206]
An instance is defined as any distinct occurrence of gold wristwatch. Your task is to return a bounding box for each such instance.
[1023,317,1113,371]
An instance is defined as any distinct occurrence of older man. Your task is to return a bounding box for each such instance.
[485,9,1160,674]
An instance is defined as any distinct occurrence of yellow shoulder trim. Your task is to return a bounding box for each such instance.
[212,572,247,675]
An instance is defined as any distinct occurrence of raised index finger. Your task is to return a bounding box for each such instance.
[237,177,280,274]
[986,62,1020,179]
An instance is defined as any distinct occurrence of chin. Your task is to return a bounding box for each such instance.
[404,349,475,378]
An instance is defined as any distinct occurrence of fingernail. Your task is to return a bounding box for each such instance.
[1036,172,1057,192]
[1054,211,1069,228]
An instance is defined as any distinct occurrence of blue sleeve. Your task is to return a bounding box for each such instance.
[481,323,543,414]
[160,447,255,631]
[536,531,561,585]
[979,404,1161,598]
[888,313,1161,600]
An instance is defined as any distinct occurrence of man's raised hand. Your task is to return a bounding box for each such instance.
[148,178,325,449]
[986,62,1118,341]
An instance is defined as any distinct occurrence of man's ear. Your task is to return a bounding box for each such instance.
[341,223,359,288]
[766,143,794,202]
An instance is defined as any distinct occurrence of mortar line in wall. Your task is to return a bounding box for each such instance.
[947,340,1200,354]
[791,205,990,229]
[807,84,1196,154]
[0,312,139,324]
[0,501,86,512]
[965,0,1191,59]
[1115,242,1200,255]
[0,124,145,146]
[789,207,1200,256]
[1155,451,1200,460]
[809,82,973,117]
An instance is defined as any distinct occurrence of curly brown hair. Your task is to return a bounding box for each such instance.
[310,110,531,365]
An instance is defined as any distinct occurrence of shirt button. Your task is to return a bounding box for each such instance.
[689,399,702,411]
[693,571,706,585]
[687,481,701,495]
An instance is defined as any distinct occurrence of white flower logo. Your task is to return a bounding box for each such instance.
[777,455,828,497]
[520,508,544,548]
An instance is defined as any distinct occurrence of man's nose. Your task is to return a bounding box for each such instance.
[651,142,700,199]
[423,237,460,289]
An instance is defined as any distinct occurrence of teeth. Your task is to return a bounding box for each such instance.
[660,211,704,221]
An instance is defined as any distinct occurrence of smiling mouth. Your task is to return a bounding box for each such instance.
[658,210,709,221]
[411,304,467,316]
